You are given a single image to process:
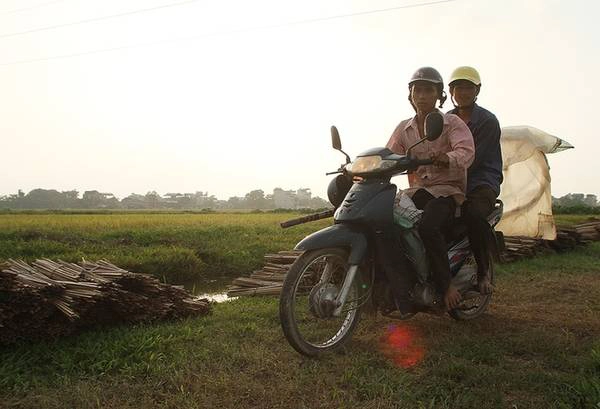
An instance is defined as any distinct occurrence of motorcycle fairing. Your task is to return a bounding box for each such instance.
[294,224,368,265]
[334,180,396,225]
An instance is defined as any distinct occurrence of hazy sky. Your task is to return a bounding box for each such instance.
[1,0,598,200]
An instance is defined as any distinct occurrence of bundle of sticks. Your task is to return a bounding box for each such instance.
[227,251,302,297]
[0,259,210,345]
[228,219,600,296]
[500,236,550,262]
[557,220,600,242]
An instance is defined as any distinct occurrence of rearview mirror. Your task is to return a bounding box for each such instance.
[330,125,351,164]
[331,126,342,150]
[424,111,444,141]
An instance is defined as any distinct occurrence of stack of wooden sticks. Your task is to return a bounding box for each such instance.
[0,259,210,345]
[227,251,302,297]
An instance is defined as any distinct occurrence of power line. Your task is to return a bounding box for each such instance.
[274,0,456,28]
[0,0,68,16]
[0,0,457,67]
[0,0,204,40]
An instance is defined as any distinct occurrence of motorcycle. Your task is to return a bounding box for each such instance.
[278,112,505,357]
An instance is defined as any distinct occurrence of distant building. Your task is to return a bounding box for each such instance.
[273,188,296,209]
[296,188,312,207]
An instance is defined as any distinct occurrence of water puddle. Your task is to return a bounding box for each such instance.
[195,292,238,303]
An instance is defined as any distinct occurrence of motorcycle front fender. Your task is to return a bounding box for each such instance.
[294,224,368,265]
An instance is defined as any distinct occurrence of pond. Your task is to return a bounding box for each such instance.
[195,292,237,303]
[181,273,238,295]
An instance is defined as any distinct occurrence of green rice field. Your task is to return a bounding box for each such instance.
[0,212,330,292]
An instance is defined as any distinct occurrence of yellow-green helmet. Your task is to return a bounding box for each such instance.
[449,66,481,86]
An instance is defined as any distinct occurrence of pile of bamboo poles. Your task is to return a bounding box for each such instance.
[558,220,600,242]
[501,236,547,262]
[227,219,600,297]
[0,259,210,345]
[227,251,302,297]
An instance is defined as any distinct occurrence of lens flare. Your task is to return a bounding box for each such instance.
[379,324,425,368]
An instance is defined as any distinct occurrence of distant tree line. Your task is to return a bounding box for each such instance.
[0,188,330,210]
[4,189,596,213]
[552,193,600,214]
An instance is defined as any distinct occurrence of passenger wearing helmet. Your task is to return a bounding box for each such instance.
[386,67,474,311]
[447,66,502,295]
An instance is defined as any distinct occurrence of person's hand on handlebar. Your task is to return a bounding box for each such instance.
[429,152,450,168]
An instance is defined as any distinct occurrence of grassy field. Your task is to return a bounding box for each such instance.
[0,212,594,291]
[554,214,599,227]
[0,242,598,408]
[0,212,598,408]
[0,212,331,291]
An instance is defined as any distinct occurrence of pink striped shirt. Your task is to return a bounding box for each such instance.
[386,111,475,204]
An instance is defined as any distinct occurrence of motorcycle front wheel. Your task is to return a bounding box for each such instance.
[279,247,363,357]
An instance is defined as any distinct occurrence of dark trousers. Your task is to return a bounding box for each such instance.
[412,189,456,295]
[375,225,417,312]
[462,186,498,276]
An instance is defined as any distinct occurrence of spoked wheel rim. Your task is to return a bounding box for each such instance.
[290,252,360,349]
[450,254,494,320]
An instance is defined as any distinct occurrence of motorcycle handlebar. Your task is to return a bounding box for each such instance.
[280,209,335,229]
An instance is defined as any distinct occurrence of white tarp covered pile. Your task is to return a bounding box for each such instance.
[496,126,573,240]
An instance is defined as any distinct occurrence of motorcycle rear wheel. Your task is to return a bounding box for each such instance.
[448,250,495,321]
[279,247,363,357]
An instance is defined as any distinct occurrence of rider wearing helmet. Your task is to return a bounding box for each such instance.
[386,66,474,310]
[447,66,502,295]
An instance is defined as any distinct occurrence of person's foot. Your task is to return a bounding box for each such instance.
[477,274,494,295]
[444,284,462,310]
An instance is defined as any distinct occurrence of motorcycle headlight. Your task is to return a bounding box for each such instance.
[347,155,396,174]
